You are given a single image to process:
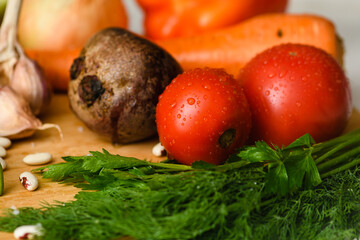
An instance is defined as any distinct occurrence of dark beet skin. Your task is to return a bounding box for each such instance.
[68,28,183,144]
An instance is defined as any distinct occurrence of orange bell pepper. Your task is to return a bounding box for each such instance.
[137,0,288,40]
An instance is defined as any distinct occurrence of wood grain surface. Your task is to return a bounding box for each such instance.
[0,93,359,239]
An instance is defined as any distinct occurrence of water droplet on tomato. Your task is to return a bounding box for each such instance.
[169,139,176,146]
[177,114,181,119]
[265,90,270,96]
[268,73,275,78]
[170,103,177,108]
[279,71,286,78]
[187,98,195,105]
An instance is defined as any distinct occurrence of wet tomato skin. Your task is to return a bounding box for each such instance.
[239,43,352,147]
[156,68,252,165]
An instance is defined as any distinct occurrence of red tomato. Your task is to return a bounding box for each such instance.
[156,68,252,165]
[239,43,352,147]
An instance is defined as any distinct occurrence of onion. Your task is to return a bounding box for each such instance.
[18,0,128,51]
[16,0,128,91]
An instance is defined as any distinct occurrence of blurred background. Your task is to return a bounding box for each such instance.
[123,0,360,109]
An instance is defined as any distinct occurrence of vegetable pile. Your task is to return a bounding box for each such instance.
[2,130,360,239]
[0,1,359,240]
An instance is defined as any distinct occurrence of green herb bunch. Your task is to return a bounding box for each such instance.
[1,129,360,240]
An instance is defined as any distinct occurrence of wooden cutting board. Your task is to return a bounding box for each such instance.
[1,93,359,239]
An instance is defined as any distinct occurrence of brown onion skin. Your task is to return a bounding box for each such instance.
[68,28,183,144]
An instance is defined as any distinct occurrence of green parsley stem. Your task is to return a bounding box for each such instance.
[313,129,360,154]
[150,162,193,171]
[314,136,360,164]
[320,157,360,178]
[317,145,360,173]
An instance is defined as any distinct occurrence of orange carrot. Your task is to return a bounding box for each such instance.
[156,13,343,78]
[25,48,81,92]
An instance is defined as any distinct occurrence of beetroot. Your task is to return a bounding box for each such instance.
[68,28,182,144]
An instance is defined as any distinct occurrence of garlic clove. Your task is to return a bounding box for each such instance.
[0,86,63,140]
[0,86,41,139]
[10,44,52,116]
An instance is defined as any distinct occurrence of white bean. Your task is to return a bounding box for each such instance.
[0,146,6,158]
[19,172,39,191]
[10,206,20,215]
[23,152,52,165]
[0,157,6,170]
[13,223,43,239]
[0,137,11,148]
[152,142,166,157]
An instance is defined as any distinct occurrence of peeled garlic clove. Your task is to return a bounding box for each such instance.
[10,44,52,116]
[0,86,42,139]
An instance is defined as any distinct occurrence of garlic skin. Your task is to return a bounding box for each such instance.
[0,86,42,139]
[0,0,21,87]
[10,44,52,115]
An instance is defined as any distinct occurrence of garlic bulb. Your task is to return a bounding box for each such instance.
[1,0,52,116]
[0,0,59,140]
[10,44,52,115]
